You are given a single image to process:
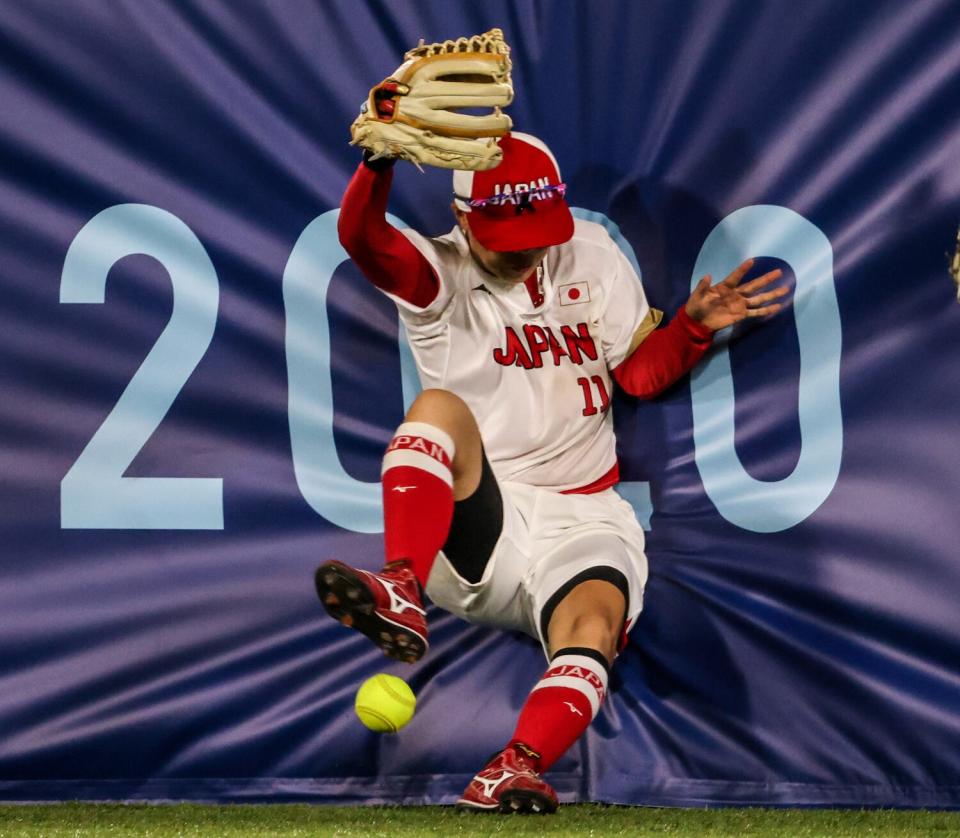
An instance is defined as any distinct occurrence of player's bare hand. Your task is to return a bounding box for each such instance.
[684,259,789,332]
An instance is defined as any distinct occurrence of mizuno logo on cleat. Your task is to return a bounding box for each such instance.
[381,579,426,616]
[476,770,514,797]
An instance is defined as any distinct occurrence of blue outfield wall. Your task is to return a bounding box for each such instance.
[1,0,960,806]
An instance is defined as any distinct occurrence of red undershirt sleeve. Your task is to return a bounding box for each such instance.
[337,161,440,309]
[612,307,714,399]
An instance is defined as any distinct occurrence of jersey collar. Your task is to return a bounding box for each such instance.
[454,226,556,316]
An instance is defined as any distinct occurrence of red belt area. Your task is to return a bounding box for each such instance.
[560,462,620,495]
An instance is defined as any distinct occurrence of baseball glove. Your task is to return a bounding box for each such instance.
[350,28,513,171]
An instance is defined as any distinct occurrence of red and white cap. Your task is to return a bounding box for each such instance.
[453,132,574,253]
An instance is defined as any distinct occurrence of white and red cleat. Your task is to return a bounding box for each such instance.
[456,744,559,814]
[314,560,427,663]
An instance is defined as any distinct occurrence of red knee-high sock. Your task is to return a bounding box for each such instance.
[508,647,610,773]
[382,421,456,587]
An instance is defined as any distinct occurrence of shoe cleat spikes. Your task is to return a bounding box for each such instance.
[315,560,428,663]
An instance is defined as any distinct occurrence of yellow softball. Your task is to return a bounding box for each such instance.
[354,674,416,733]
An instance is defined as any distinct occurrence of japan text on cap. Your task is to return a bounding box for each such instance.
[453,132,574,253]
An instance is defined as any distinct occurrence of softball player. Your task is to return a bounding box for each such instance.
[316,132,786,813]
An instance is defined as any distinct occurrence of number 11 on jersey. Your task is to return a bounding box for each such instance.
[577,376,611,416]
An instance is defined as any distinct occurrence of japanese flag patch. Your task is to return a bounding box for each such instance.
[559,281,590,305]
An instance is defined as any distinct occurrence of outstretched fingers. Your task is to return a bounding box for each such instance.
[742,268,789,318]
[746,284,790,307]
[740,268,783,294]
[722,259,756,287]
[694,274,713,294]
[745,283,791,317]
[745,301,784,317]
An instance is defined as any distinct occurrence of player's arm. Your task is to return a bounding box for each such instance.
[611,308,712,398]
[337,157,440,309]
[612,259,787,398]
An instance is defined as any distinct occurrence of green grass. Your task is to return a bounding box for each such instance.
[0,804,959,837]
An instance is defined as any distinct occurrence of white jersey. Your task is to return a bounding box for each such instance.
[386,218,656,492]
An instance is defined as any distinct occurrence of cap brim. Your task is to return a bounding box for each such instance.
[468,200,574,253]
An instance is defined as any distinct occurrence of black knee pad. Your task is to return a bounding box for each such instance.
[440,448,503,584]
[538,565,630,643]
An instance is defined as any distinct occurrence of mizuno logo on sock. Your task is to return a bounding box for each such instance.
[391,485,417,492]
[564,701,584,716]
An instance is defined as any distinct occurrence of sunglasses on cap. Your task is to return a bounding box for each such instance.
[454,183,567,212]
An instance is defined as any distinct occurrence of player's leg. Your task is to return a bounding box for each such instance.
[506,575,625,769]
[458,535,632,814]
[380,387,486,575]
[315,389,487,662]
